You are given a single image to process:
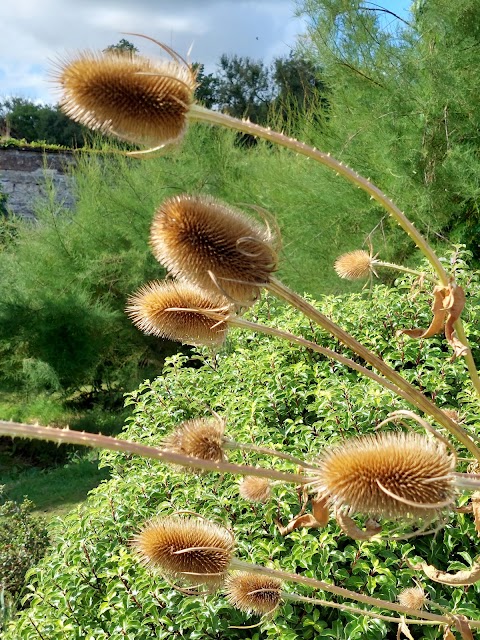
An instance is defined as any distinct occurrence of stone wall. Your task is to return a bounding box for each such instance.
[0,147,76,220]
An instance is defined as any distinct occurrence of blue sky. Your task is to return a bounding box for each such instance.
[0,0,411,105]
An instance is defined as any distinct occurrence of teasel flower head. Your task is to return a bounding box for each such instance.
[397,586,427,610]
[150,194,278,306]
[225,572,283,615]
[52,43,196,148]
[126,280,231,347]
[133,515,235,587]
[312,432,456,519]
[334,250,374,280]
[239,476,272,503]
[162,417,225,465]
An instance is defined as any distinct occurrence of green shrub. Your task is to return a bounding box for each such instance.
[5,276,480,640]
[0,492,49,634]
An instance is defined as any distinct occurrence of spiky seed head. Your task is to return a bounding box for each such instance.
[150,194,278,305]
[133,516,235,587]
[334,250,373,280]
[162,417,225,464]
[225,572,283,615]
[52,50,196,147]
[398,586,427,610]
[126,280,230,347]
[313,432,456,519]
[239,476,272,503]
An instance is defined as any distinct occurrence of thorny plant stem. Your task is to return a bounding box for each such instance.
[230,559,480,627]
[372,260,434,281]
[279,592,440,626]
[0,421,305,485]
[188,105,448,282]
[265,277,480,461]
[188,104,480,400]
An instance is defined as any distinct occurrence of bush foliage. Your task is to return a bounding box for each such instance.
[0,494,50,634]
[5,271,480,639]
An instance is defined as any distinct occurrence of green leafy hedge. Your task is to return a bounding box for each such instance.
[4,272,480,639]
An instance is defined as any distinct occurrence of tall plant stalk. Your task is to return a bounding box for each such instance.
[182,104,480,399]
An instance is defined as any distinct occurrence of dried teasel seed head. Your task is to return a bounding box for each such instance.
[225,572,283,615]
[398,586,427,610]
[150,194,278,305]
[239,476,272,503]
[133,516,235,587]
[162,417,225,465]
[52,48,196,148]
[334,250,373,280]
[126,280,231,347]
[313,432,456,519]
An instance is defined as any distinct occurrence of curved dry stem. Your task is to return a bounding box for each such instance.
[265,277,480,462]
[187,103,480,398]
[376,410,456,455]
[372,260,435,282]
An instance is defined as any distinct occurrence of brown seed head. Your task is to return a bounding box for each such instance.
[52,49,195,147]
[126,280,230,347]
[162,417,225,464]
[313,432,456,519]
[150,194,278,305]
[239,476,272,503]
[398,586,427,610]
[225,572,283,615]
[334,250,373,280]
[133,516,235,586]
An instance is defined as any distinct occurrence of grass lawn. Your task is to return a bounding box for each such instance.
[0,391,128,519]
[1,454,111,518]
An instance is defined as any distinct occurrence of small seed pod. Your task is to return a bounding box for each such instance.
[133,516,235,587]
[126,280,230,347]
[225,572,283,615]
[52,49,196,147]
[162,418,225,465]
[150,194,278,305]
[397,586,427,610]
[312,432,456,519]
[334,250,373,280]
[239,476,272,503]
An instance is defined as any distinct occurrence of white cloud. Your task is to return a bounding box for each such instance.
[0,0,305,104]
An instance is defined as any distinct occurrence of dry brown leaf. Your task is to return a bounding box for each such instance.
[444,284,467,359]
[472,492,480,536]
[401,283,468,359]
[311,496,330,527]
[452,615,474,640]
[402,285,447,339]
[408,558,480,586]
[274,513,323,536]
[335,510,382,540]
[397,620,415,640]
[443,627,455,640]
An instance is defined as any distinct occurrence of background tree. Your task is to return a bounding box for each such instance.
[0,98,87,147]
[214,54,274,122]
[297,0,480,260]
[193,63,219,109]
[103,38,139,55]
